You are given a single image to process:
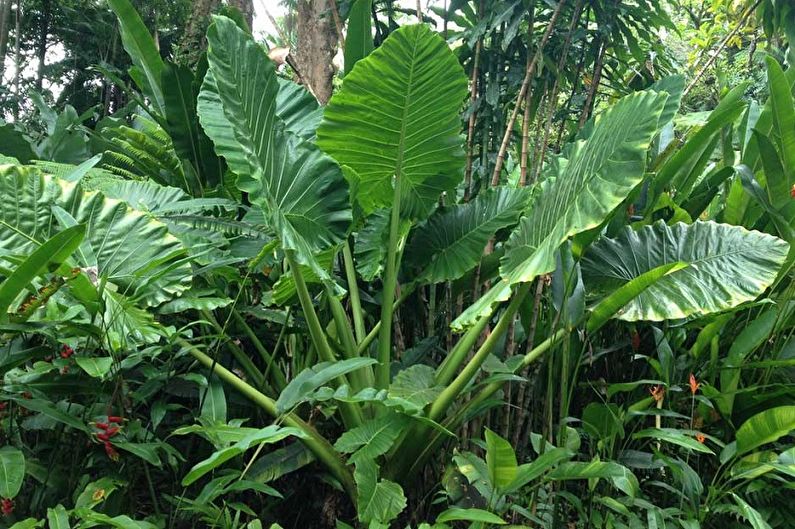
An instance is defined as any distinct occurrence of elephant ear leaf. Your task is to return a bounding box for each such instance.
[454,89,669,330]
[317,24,469,220]
[198,16,351,278]
[582,221,789,321]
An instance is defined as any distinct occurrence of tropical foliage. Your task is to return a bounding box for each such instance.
[1,0,795,528]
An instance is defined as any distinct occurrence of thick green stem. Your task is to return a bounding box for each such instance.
[230,309,288,391]
[435,306,492,386]
[376,192,404,389]
[285,250,363,427]
[200,309,269,392]
[342,241,366,344]
[183,341,356,499]
[429,284,529,422]
[326,288,373,390]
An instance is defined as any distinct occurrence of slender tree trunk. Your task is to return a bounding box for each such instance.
[463,40,481,202]
[177,0,221,67]
[228,0,254,30]
[35,0,51,91]
[579,38,606,128]
[490,0,565,186]
[0,0,12,82]
[12,0,20,119]
[294,0,339,104]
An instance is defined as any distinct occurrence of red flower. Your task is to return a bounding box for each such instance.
[96,432,110,442]
[94,422,109,430]
[107,415,123,424]
[696,432,706,444]
[1,498,13,516]
[689,373,700,395]
[104,441,119,462]
[104,426,120,438]
[60,344,74,359]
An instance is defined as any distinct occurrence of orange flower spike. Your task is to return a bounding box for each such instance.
[649,385,665,402]
[696,432,706,444]
[689,373,700,395]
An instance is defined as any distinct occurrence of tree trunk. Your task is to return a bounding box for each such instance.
[177,0,221,67]
[228,0,254,30]
[0,0,12,82]
[294,0,339,104]
[36,0,51,91]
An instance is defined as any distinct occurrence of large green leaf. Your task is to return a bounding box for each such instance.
[453,90,669,330]
[317,24,468,219]
[0,121,35,163]
[354,460,406,525]
[732,494,773,529]
[275,78,324,141]
[0,446,25,499]
[0,165,192,308]
[582,221,788,321]
[406,187,532,283]
[198,16,350,276]
[737,406,795,455]
[107,0,165,114]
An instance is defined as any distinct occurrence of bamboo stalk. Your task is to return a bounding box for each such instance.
[490,0,566,186]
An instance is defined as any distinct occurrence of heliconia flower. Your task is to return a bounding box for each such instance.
[1,498,13,516]
[97,432,111,442]
[650,385,665,402]
[104,441,119,462]
[696,433,706,444]
[689,373,700,395]
[94,422,109,430]
[104,426,120,438]
[107,416,123,424]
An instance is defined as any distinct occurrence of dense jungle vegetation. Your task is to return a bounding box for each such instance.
[0,0,794,527]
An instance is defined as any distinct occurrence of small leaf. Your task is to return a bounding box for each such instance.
[485,428,517,491]
[0,446,25,498]
[276,358,377,414]
[436,507,506,525]
[633,428,714,454]
[75,357,114,378]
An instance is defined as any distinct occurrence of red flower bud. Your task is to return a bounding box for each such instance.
[104,441,119,462]
[94,422,109,430]
[107,415,123,424]
[96,432,110,442]
[105,426,120,437]
[1,498,13,516]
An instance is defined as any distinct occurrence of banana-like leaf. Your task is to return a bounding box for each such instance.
[766,56,795,185]
[737,406,795,455]
[198,16,350,277]
[0,165,192,307]
[344,0,374,75]
[453,90,669,330]
[317,24,468,219]
[582,221,788,321]
[406,187,532,283]
[107,0,165,114]
[548,461,639,498]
